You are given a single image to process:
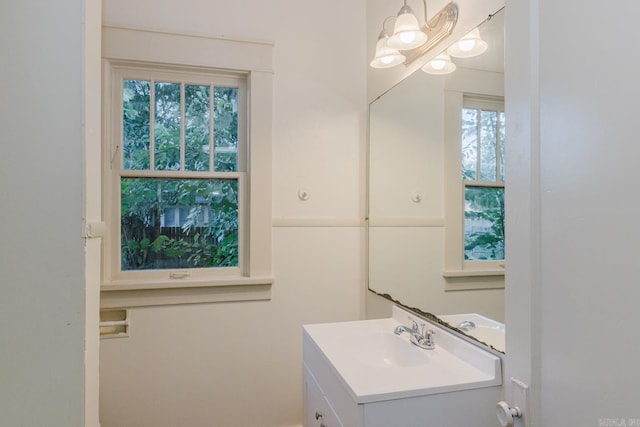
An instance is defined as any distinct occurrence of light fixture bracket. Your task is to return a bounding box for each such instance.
[402,2,458,65]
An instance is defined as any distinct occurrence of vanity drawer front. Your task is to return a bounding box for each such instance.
[303,334,362,427]
[304,366,344,427]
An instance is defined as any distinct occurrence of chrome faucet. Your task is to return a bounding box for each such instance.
[394,317,436,350]
[456,320,476,332]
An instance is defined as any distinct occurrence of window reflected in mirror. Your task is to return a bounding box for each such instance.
[461,98,505,262]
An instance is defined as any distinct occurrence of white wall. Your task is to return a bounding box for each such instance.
[0,1,99,425]
[99,1,366,426]
[506,0,640,425]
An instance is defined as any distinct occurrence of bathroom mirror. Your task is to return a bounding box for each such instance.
[367,8,505,352]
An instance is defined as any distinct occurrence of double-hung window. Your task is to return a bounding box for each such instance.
[444,94,505,279]
[461,97,505,264]
[101,27,274,307]
[110,67,246,283]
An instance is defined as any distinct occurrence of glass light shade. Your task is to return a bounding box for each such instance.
[421,53,456,75]
[370,36,406,68]
[447,28,488,58]
[387,7,428,50]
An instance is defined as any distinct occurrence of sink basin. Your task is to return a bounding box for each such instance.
[303,306,502,403]
[339,332,430,368]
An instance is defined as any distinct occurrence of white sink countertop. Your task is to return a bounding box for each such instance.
[303,306,502,404]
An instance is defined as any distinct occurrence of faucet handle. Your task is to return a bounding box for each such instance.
[425,329,437,346]
[408,317,419,331]
[418,323,427,336]
[408,317,429,336]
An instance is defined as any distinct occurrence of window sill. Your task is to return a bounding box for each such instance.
[442,269,504,278]
[443,269,504,292]
[100,276,273,309]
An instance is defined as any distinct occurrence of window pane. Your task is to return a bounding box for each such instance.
[461,108,478,180]
[480,110,497,181]
[214,87,239,172]
[155,82,181,170]
[163,207,178,227]
[185,85,211,171]
[464,186,504,261]
[123,80,150,170]
[121,178,239,270]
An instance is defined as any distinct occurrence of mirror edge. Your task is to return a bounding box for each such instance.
[369,289,505,355]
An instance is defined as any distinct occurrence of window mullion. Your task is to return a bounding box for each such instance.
[475,108,481,180]
[465,180,505,189]
[180,83,185,171]
[209,84,215,171]
[119,169,243,179]
[149,80,156,171]
[496,110,502,182]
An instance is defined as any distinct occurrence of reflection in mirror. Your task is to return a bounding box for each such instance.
[367,9,505,353]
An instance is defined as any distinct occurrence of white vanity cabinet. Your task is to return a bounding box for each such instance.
[303,365,343,427]
[303,306,503,427]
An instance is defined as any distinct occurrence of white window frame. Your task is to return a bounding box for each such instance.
[101,27,273,308]
[107,65,248,281]
[443,92,505,283]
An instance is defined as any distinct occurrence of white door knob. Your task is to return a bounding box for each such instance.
[496,401,522,426]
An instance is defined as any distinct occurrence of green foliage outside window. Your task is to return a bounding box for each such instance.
[121,80,240,271]
[464,187,504,260]
[461,106,505,261]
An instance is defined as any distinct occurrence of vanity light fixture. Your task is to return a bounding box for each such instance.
[370,2,458,69]
[387,1,429,51]
[421,52,456,74]
[370,18,407,69]
[446,28,488,58]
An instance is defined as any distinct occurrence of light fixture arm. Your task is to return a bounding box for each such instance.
[398,0,414,17]
[418,0,430,28]
[398,0,439,31]
[417,0,447,31]
[403,2,458,65]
